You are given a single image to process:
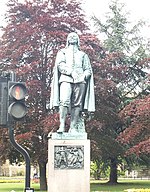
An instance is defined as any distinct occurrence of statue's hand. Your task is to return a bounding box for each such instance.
[71,71,78,80]
[50,106,59,114]
[71,71,85,83]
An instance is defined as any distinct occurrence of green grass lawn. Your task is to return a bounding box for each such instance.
[0,183,43,192]
[91,179,150,191]
[0,179,149,192]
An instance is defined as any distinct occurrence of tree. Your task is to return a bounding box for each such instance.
[1,0,149,188]
[0,0,104,190]
[118,95,150,162]
[92,0,149,103]
[91,0,150,184]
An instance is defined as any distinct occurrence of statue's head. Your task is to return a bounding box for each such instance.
[66,32,80,47]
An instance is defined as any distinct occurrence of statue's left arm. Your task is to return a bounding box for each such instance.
[82,53,92,80]
[82,53,95,112]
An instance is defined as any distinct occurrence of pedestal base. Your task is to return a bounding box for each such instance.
[48,139,90,192]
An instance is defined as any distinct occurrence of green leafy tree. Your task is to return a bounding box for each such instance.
[91,0,150,184]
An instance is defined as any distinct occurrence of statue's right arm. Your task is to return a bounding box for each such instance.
[56,50,72,75]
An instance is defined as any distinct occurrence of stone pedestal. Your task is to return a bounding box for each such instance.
[48,138,90,192]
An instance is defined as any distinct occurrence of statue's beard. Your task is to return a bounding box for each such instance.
[68,44,78,52]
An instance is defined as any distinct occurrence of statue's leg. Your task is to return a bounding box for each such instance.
[69,107,80,133]
[69,83,86,133]
[57,82,71,133]
[77,117,86,133]
[57,106,68,133]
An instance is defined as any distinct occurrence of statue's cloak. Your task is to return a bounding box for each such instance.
[50,59,95,113]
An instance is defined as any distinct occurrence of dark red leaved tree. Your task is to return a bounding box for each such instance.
[0,0,105,189]
[118,95,150,156]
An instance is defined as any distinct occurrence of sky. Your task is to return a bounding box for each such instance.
[84,0,150,38]
[0,0,150,38]
[84,0,150,22]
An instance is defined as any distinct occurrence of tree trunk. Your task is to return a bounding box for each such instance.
[108,157,118,184]
[39,161,47,191]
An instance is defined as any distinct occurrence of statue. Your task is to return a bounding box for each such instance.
[50,32,95,134]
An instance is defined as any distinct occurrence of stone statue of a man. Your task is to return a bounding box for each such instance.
[50,32,95,133]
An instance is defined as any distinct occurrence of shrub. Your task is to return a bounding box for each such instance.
[124,189,150,192]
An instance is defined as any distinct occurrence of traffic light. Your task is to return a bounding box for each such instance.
[0,77,8,126]
[8,81,27,121]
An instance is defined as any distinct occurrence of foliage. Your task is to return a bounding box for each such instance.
[124,189,150,192]
[92,0,150,107]
[0,0,149,187]
[118,95,150,158]
[90,0,150,183]
[0,179,24,183]
[90,160,110,179]
[0,0,105,190]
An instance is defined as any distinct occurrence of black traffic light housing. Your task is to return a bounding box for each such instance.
[8,81,27,122]
[0,76,8,126]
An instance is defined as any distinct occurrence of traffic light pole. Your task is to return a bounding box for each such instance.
[1,71,34,191]
[8,125,34,192]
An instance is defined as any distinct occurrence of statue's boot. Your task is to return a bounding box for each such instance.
[57,126,65,133]
[57,106,68,133]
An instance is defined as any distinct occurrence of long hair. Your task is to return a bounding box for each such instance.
[66,32,80,48]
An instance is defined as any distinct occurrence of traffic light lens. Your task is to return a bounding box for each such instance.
[10,84,27,100]
[14,86,21,100]
[8,102,27,119]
